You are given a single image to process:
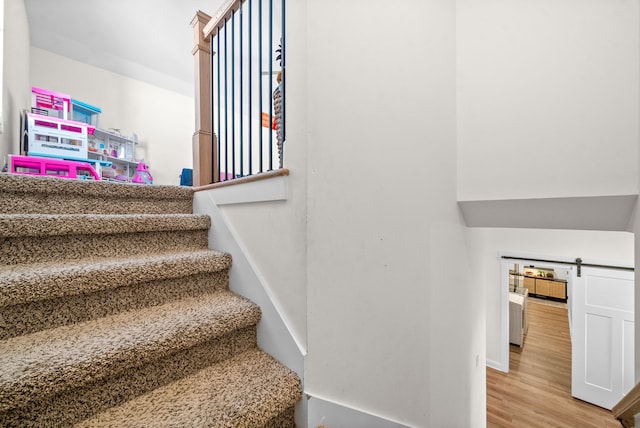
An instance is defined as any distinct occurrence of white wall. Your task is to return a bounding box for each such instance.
[218,197,308,349]
[457,0,639,201]
[475,227,634,368]
[298,0,483,426]
[30,47,194,185]
[1,0,30,165]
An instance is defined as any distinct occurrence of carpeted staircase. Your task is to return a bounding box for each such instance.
[0,173,301,427]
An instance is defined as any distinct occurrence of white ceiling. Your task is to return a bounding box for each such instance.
[24,0,225,96]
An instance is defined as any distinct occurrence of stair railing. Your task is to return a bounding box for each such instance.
[613,382,640,427]
[191,0,285,186]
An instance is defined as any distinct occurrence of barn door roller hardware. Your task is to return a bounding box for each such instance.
[576,258,583,277]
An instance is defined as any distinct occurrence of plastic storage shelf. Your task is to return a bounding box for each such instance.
[88,128,138,182]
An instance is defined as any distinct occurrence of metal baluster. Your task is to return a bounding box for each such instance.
[224,18,229,181]
[258,0,263,173]
[280,0,286,168]
[239,3,244,177]
[268,0,273,171]
[231,10,236,179]
[211,30,216,182]
[248,0,253,175]
[217,29,221,183]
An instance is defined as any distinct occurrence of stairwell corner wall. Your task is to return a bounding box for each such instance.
[1,0,30,166]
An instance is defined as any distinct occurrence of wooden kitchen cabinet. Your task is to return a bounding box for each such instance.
[530,278,567,301]
[548,280,567,299]
[535,279,551,296]
[523,277,536,295]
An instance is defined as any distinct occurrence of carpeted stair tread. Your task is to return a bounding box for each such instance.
[0,291,262,412]
[75,348,302,428]
[0,173,193,215]
[0,250,232,307]
[0,173,193,201]
[0,213,211,238]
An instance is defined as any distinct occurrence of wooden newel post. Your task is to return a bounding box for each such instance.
[191,11,216,186]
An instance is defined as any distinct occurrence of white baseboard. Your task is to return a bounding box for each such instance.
[486,358,507,373]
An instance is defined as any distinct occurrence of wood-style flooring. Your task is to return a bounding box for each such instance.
[487,300,622,427]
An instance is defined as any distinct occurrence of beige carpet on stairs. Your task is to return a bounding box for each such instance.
[0,173,301,427]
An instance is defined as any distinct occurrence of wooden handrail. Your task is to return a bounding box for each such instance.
[192,168,289,192]
[203,0,242,39]
[613,382,640,427]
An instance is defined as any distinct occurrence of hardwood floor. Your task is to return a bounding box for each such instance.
[487,300,622,427]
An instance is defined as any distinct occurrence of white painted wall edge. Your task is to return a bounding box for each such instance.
[499,260,510,373]
[306,393,411,428]
[459,195,638,231]
[207,175,288,205]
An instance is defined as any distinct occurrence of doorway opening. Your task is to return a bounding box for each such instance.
[499,257,573,374]
[506,261,571,353]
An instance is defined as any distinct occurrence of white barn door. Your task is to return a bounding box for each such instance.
[571,266,634,409]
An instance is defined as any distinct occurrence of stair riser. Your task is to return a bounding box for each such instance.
[0,230,209,266]
[0,193,193,215]
[0,327,257,427]
[0,271,229,340]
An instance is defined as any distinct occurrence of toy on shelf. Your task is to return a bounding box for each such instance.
[25,113,90,160]
[10,154,101,180]
[88,128,136,161]
[87,129,139,182]
[31,87,71,119]
[25,86,140,183]
[132,162,153,184]
[71,99,101,128]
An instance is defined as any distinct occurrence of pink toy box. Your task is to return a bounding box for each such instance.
[10,155,101,180]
